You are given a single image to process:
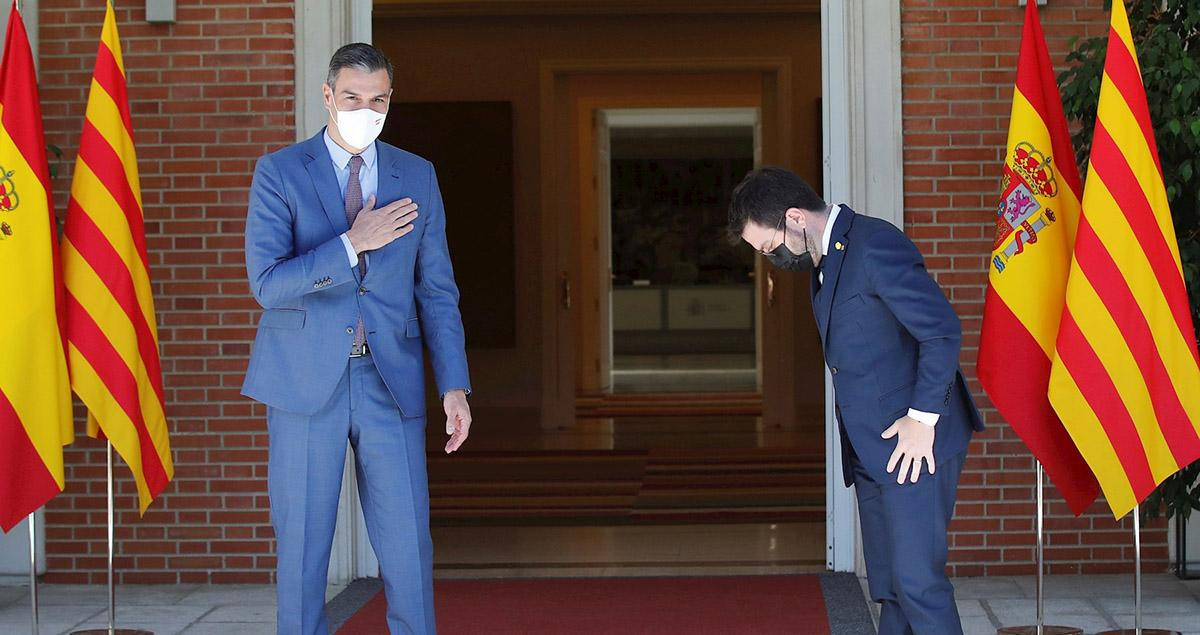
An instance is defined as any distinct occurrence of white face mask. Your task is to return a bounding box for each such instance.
[329,102,386,151]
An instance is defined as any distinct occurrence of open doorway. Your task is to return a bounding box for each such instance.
[559,69,804,425]
[338,0,912,580]
[601,108,760,394]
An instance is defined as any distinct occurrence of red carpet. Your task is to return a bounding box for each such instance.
[336,575,831,634]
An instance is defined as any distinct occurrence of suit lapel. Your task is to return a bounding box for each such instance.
[302,131,351,235]
[816,207,855,347]
[375,144,404,217]
[365,143,407,275]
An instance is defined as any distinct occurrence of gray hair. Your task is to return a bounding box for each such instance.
[326,43,394,89]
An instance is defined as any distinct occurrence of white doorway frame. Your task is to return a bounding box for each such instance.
[822,0,906,572]
[293,0,377,586]
[0,511,46,583]
[0,0,39,69]
[297,0,906,577]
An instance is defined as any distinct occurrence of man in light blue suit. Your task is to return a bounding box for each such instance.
[242,43,472,635]
[731,167,983,635]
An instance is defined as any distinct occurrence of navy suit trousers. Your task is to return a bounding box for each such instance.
[849,444,966,635]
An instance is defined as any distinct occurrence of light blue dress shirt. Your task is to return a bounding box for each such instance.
[324,129,379,268]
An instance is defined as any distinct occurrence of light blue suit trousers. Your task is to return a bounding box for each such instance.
[268,355,434,634]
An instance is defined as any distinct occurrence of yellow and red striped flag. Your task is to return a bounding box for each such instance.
[1047,0,1200,519]
[978,0,1100,516]
[0,0,73,532]
[63,0,172,513]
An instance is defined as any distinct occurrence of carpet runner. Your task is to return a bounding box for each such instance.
[330,574,875,634]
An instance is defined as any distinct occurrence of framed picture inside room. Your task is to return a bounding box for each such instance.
[380,101,516,349]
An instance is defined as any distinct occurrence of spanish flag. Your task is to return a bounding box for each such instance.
[978,0,1100,516]
[63,0,173,513]
[1047,0,1200,519]
[0,0,73,533]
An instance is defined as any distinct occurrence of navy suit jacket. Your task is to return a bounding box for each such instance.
[813,207,983,487]
[241,130,471,418]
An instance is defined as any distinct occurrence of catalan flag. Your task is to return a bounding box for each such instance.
[63,0,172,513]
[1047,0,1200,519]
[0,0,73,533]
[978,0,1100,516]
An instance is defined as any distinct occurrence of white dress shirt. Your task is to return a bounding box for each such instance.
[820,205,938,427]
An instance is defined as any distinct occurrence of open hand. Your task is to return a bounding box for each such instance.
[443,390,472,453]
[881,415,935,484]
[345,195,419,254]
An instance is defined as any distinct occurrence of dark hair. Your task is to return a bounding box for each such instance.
[727,166,826,241]
[326,43,394,89]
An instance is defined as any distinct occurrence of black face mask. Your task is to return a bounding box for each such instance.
[766,225,815,272]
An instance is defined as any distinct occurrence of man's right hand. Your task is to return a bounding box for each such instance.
[882,415,936,484]
[345,195,420,254]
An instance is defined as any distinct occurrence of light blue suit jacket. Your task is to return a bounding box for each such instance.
[242,130,471,417]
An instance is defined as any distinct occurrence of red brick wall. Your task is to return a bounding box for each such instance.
[37,0,293,583]
[900,0,1169,576]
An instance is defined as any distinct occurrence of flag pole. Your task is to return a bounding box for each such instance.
[107,441,115,634]
[70,442,152,635]
[1135,506,1142,635]
[998,461,1081,635]
[1096,506,1176,635]
[29,512,39,635]
[1036,460,1046,633]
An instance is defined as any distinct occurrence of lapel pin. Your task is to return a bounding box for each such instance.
[835,241,844,251]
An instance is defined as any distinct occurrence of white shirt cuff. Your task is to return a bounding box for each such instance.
[907,408,939,427]
[339,233,358,268]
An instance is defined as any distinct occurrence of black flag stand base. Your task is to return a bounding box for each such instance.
[70,442,154,635]
[998,627,1083,635]
[1096,505,1180,635]
[73,626,155,635]
[997,463,1083,635]
[1095,631,1178,635]
[72,625,154,635]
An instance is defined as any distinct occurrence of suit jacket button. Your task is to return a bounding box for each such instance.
[831,367,839,375]
[346,327,353,334]
[358,287,367,296]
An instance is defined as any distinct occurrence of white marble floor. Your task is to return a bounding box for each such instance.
[0,583,279,635]
[948,574,1200,635]
[1,574,1198,634]
[432,522,826,579]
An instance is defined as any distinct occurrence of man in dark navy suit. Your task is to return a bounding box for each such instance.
[729,167,983,635]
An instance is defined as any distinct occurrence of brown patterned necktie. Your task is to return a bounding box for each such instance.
[345,155,366,354]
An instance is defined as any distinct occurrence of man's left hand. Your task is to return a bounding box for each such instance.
[881,415,935,484]
[444,390,471,453]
